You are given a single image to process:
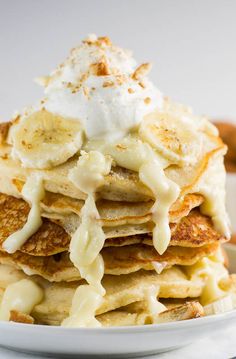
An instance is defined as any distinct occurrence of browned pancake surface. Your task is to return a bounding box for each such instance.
[0,193,225,257]
[102,242,220,272]
[0,241,219,282]
[0,193,70,255]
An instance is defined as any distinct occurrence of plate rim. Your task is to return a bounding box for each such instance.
[1,308,236,334]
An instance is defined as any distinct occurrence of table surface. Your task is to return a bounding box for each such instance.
[0,323,236,359]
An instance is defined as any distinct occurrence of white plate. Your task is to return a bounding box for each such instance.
[0,245,235,357]
[0,308,236,357]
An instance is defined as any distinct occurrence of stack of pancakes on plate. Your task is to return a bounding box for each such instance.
[0,35,235,327]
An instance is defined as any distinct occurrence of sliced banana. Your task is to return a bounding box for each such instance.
[10,109,83,169]
[204,295,233,316]
[139,110,202,165]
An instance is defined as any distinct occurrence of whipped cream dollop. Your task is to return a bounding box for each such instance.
[39,34,163,140]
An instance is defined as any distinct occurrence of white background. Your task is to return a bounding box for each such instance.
[0,0,236,122]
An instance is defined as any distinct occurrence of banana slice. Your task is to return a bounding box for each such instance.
[139,111,202,165]
[10,109,83,169]
[204,295,233,316]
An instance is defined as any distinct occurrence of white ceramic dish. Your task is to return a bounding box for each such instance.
[1,309,236,357]
[0,244,235,357]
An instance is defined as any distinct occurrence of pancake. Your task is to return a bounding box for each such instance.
[105,209,225,248]
[123,297,197,314]
[0,251,81,282]
[46,214,154,239]
[0,262,205,326]
[41,191,204,227]
[98,301,204,327]
[0,186,204,230]
[102,243,220,275]
[0,193,224,257]
[0,241,220,282]
[0,146,151,202]
[41,193,204,236]
[12,269,235,327]
[36,301,204,327]
[0,135,225,203]
[30,267,205,325]
[0,193,70,256]
[18,211,226,257]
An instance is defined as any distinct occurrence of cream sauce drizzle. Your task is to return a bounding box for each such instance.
[3,174,45,254]
[62,151,112,327]
[93,134,230,252]
[86,137,180,254]
[186,250,228,305]
[145,285,166,320]
[0,279,43,321]
[139,158,179,254]
[62,285,103,327]
[197,155,230,239]
[152,261,167,274]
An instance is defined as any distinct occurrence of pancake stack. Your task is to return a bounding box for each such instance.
[0,35,235,327]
